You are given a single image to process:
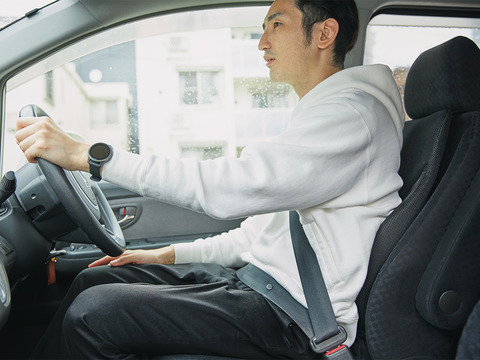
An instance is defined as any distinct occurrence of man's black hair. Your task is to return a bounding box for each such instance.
[295,0,359,68]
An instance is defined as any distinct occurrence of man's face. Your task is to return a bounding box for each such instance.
[259,0,318,90]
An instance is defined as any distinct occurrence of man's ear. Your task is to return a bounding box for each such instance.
[314,18,339,50]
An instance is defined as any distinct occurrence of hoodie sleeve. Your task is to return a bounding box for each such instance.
[172,214,272,267]
[102,99,373,220]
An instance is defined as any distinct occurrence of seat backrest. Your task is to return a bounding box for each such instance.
[353,36,480,359]
[456,296,480,359]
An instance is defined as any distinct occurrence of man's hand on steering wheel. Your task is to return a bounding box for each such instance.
[15,116,90,172]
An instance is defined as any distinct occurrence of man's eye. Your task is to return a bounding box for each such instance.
[273,22,281,28]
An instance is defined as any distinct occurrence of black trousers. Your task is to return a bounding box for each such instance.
[31,263,313,359]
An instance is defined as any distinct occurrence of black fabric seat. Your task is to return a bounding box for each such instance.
[353,36,480,359]
[456,297,480,359]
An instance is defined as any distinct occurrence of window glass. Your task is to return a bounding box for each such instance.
[179,71,220,106]
[3,7,298,174]
[364,14,480,117]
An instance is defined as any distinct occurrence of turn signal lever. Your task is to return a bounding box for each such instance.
[0,171,16,205]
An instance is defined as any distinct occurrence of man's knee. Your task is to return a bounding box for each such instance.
[63,286,115,357]
[64,286,105,333]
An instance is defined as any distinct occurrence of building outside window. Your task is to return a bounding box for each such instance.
[90,99,122,127]
[179,71,220,105]
[45,71,54,104]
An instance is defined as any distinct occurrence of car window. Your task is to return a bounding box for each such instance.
[3,6,298,174]
[364,14,480,118]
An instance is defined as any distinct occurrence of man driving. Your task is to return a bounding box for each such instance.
[15,0,404,358]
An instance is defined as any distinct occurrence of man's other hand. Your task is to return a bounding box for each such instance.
[88,246,176,267]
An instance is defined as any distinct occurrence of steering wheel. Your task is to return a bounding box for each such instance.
[19,104,125,256]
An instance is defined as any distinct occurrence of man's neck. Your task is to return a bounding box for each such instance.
[294,65,342,99]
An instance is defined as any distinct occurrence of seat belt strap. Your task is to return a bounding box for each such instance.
[236,263,314,338]
[238,211,352,357]
[289,211,351,357]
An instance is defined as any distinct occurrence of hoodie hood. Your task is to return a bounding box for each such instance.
[300,64,405,144]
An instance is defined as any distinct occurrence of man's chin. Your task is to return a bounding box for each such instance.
[268,71,283,84]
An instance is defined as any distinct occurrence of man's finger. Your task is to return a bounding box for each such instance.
[88,255,118,268]
[16,116,49,132]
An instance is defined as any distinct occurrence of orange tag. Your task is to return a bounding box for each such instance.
[47,257,56,285]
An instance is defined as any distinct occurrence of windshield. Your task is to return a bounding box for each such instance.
[0,0,57,29]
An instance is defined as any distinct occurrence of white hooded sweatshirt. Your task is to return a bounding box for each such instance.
[102,64,405,345]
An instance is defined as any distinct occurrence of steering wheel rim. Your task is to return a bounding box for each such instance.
[20,105,125,256]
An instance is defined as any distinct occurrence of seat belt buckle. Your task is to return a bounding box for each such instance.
[322,344,354,360]
[310,325,349,355]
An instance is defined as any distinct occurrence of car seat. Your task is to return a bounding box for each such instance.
[456,296,480,359]
[353,36,480,359]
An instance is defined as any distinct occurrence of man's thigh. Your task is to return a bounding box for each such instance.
[70,263,243,292]
[64,277,302,359]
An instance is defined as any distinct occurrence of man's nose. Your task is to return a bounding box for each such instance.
[258,32,270,51]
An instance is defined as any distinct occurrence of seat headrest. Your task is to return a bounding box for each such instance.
[404,36,480,119]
